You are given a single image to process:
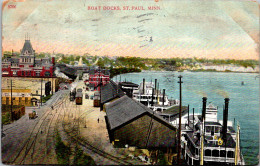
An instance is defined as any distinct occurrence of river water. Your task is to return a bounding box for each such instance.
[113,71,259,165]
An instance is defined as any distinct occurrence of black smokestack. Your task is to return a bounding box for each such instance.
[222,98,229,141]
[162,89,165,105]
[151,88,154,106]
[202,97,207,122]
[155,79,157,90]
[188,105,190,127]
[143,78,145,94]
[193,108,195,129]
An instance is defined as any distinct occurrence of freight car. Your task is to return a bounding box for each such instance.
[93,95,100,107]
[75,92,83,105]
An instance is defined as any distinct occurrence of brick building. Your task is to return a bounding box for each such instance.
[2,39,55,77]
[88,68,110,91]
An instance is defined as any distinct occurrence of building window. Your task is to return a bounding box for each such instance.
[214,127,220,133]
[220,150,226,157]
[227,151,234,158]
[212,150,219,157]
[206,126,211,133]
[45,71,50,77]
[205,149,211,156]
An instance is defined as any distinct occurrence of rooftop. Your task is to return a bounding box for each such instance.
[163,105,188,115]
[100,80,125,104]
[105,95,176,131]
[118,81,139,87]
[21,40,34,55]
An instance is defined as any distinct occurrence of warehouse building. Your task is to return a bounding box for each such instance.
[100,80,125,110]
[104,95,177,149]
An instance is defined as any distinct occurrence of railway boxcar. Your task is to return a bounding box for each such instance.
[75,92,83,105]
[93,95,100,107]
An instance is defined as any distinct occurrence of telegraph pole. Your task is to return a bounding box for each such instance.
[177,75,183,165]
[193,108,195,129]
[51,77,53,95]
[11,80,13,121]
[41,78,43,106]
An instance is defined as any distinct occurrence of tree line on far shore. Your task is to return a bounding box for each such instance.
[3,51,258,70]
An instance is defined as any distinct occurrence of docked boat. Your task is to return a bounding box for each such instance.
[132,78,179,111]
[181,97,245,165]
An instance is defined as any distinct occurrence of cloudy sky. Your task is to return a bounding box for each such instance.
[2,0,259,59]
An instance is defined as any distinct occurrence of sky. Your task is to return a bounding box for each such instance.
[2,0,259,60]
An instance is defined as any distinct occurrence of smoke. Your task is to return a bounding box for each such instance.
[186,85,208,97]
[214,89,229,98]
[70,81,78,92]
[195,90,208,97]
[70,75,81,92]
[55,67,70,79]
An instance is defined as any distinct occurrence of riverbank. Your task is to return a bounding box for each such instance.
[140,68,259,74]
[110,67,141,78]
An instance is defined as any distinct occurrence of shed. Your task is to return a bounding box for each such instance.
[156,105,188,122]
[105,95,177,149]
[118,81,139,98]
[100,80,125,110]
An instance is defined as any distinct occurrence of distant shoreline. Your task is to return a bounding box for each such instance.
[139,69,259,74]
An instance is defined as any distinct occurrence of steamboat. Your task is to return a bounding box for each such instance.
[132,78,179,111]
[181,97,245,165]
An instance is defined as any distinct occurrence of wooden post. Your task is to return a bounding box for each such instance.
[10,80,13,121]
[193,108,195,130]
[177,75,183,165]
[41,78,43,106]
[155,150,158,164]
[188,104,190,127]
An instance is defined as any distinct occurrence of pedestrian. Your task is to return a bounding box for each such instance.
[51,106,54,110]
[97,118,99,123]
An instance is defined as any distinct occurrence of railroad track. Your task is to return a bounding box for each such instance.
[9,90,68,164]
[31,91,70,164]
[61,109,133,165]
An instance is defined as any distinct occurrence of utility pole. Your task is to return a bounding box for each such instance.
[193,108,195,129]
[11,80,13,121]
[51,77,53,95]
[100,67,102,112]
[177,75,183,165]
[41,78,43,106]
[187,105,189,127]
